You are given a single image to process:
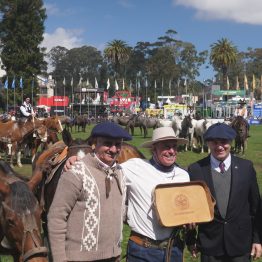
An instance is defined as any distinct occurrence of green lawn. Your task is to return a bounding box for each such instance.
[3,124,262,261]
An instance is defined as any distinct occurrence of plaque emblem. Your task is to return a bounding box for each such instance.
[174,194,189,210]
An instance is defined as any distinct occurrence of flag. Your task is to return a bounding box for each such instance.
[169,79,171,90]
[19,77,23,89]
[236,76,239,90]
[86,79,90,86]
[226,76,230,90]
[63,77,66,85]
[154,80,157,89]
[184,78,187,86]
[122,78,125,90]
[71,77,73,87]
[11,77,15,89]
[252,74,256,91]
[137,79,140,89]
[115,79,119,90]
[244,74,248,91]
[145,78,148,88]
[4,78,8,89]
[107,78,110,90]
[95,77,98,89]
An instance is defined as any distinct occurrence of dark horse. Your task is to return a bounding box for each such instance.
[179,115,193,151]
[0,160,48,261]
[30,129,146,260]
[231,116,248,154]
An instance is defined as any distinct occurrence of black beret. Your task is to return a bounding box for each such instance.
[91,122,132,141]
[203,123,236,141]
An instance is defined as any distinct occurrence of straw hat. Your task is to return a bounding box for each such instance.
[141,127,188,148]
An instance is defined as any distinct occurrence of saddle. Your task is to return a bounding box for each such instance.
[45,146,68,184]
[153,181,215,227]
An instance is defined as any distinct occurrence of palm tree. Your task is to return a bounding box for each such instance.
[210,38,238,89]
[104,39,130,78]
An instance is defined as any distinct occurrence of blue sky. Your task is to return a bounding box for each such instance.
[42,0,262,81]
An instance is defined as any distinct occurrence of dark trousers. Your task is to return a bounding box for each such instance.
[201,253,251,262]
[126,240,183,262]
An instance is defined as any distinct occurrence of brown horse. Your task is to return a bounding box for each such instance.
[0,160,48,261]
[231,116,248,154]
[0,116,48,167]
[23,116,63,163]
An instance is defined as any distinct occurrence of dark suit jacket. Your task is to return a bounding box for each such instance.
[188,154,261,256]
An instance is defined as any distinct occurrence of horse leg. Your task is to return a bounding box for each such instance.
[17,150,23,167]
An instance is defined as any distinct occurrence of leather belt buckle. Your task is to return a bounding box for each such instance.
[143,239,152,248]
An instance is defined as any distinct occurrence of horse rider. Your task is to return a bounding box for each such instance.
[233,99,250,137]
[19,96,35,121]
[48,122,132,262]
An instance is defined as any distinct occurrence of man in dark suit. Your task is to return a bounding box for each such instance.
[188,123,261,262]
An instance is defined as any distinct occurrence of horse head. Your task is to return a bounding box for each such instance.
[44,116,63,133]
[0,160,48,261]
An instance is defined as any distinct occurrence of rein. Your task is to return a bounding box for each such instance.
[1,176,48,261]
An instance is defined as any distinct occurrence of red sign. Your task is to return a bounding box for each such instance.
[38,96,69,107]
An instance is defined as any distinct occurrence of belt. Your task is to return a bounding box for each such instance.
[129,231,182,250]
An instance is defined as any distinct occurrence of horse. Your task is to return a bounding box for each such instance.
[74,115,89,132]
[0,160,48,261]
[0,116,49,167]
[24,116,63,163]
[231,116,248,154]
[179,115,193,151]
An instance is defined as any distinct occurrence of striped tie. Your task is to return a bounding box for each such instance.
[219,162,225,173]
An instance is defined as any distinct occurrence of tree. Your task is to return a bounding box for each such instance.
[49,46,104,95]
[104,40,130,78]
[0,0,46,98]
[210,38,238,89]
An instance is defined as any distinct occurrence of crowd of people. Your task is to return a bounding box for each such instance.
[43,119,262,262]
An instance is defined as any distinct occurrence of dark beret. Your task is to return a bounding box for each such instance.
[91,122,132,141]
[203,123,236,141]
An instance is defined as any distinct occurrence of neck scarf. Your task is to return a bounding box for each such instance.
[150,155,176,173]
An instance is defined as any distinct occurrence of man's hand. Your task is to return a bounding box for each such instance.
[251,243,262,260]
[63,156,78,172]
[188,244,198,258]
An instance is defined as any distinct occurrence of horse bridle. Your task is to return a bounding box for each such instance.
[21,212,48,261]
[1,199,48,261]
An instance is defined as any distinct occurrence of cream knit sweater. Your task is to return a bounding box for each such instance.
[48,153,125,261]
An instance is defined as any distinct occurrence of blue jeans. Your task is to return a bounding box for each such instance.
[126,240,183,262]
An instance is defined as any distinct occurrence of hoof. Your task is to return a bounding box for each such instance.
[17,163,23,168]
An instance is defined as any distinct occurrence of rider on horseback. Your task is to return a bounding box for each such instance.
[19,96,35,121]
[233,99,250,137]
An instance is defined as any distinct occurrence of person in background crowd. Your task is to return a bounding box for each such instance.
[233,99,250,137]
[188,123,261,262]
[48,122,132,262]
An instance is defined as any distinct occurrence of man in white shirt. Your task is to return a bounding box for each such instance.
[122,127,191,262]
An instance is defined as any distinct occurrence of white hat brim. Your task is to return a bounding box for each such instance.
[140,137,188,148]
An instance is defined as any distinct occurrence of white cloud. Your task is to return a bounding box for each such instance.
[44,3,60,16]
[173,0,262,25]
[41,27,83,52]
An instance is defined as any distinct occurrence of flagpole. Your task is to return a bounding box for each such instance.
[71,78,74,117]
[63,78,66,116]
[31,77,34,107]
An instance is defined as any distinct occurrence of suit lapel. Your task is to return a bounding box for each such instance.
[226,156,240,218]
[202,156,216,199]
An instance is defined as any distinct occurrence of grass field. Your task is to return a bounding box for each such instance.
[2,124,262,261]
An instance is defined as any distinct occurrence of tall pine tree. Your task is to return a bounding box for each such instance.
[0,0,47,88]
